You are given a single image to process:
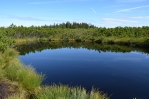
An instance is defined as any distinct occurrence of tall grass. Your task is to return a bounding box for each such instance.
[4,63,43,91]
[16,66,43,91]
[15,38,41,45]
[34,84,109,99]
[0,49,43,92]
[0,49,19,69]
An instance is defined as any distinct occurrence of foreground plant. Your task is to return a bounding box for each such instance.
[0,49,43,92]
[34,84,109,99]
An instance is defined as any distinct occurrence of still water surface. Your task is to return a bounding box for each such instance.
[19,44,149,99]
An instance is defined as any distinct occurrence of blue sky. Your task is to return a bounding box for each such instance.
[0,0,149,27]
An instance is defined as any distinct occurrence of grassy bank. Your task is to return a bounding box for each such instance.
[1,24,149,48]
[0,49,109,99]
[34,84,109,99]
[15,36,149,48]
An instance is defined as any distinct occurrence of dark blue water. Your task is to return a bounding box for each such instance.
[19,47,149,99]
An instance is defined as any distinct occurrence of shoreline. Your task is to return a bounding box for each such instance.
[15,37,149,48]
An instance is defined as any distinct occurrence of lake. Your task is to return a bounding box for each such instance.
[17,42,149,99]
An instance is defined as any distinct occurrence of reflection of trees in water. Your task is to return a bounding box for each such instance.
[15,41,149,55]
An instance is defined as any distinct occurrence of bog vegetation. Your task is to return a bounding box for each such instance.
[1,22,148,98]
[0,22,149,47]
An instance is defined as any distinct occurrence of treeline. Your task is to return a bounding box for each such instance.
[0,22,149,47]
[42,22,96,29]
[0,22,149,38]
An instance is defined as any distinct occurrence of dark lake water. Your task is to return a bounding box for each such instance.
[18,42,149,99]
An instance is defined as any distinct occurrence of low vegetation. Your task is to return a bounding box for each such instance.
[0,22,149,48]
[0,49,43,98]
[34,84,109,99]
[1,22,148,98]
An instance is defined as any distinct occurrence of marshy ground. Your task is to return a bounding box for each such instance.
[0,79,19,99]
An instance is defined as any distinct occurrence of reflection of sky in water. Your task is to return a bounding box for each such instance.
[22,48,147,62]
[19,48,149,99]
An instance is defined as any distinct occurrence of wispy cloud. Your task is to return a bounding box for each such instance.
[130,16,149,19]
[29,0,91,4]
[32,57,104,62]
[130,16,144,18]
[6,15,64,22]
[90,7,97,14]
[7,15,48,21]
[115,0,146,2]
[18,17,48,21]
[104,5,125,8]
[102,18,137,23]
[115,5,149,13]
[146,55,149,59]
[112,57,141,62]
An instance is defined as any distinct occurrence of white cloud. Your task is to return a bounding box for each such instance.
[5,15,65,23]
[115,0,146,2]
[102,18,138,23]
[104,5,125,8]
[90,7,97,14]
[130,16,144,18]
[6,15,48,21]
[29,0,91,4]
[130,16,149,19]
[115,5,149,13]
[146,55,149,59]
[112,57,142,62]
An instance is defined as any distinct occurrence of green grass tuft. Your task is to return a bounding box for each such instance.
[17,66,44,91]
[0,49,44,92]
[34,84,109,99]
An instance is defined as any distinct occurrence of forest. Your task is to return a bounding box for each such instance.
[0,22,149,50]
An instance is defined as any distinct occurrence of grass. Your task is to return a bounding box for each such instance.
[15,38,40,45]
[93,37,148,47]
[0,49,43,92]
[0,49,19,69]
[7,93,26,99]
[16,66,43,91]
[15,36,149,48]
[4,61,43,91]
[34,84,109,99]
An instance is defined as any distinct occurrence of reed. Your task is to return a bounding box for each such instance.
[34,84,109,99]
[16,66,44,91]
[0,49,43,92]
